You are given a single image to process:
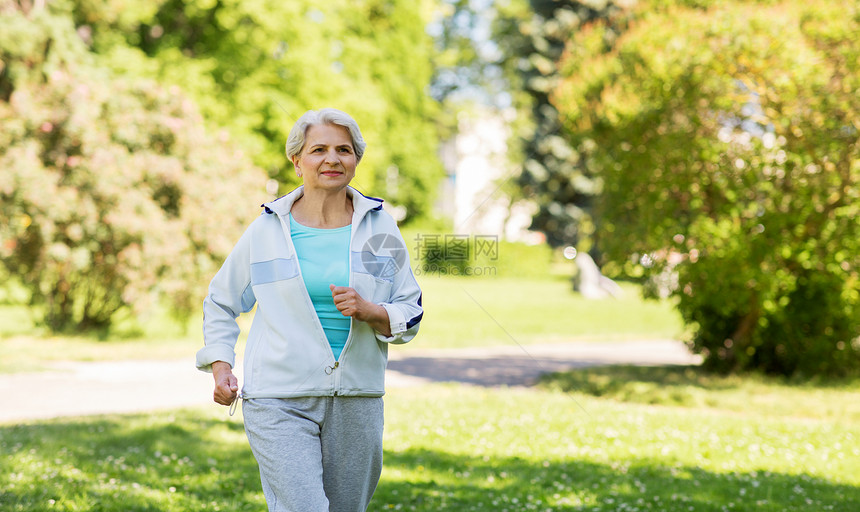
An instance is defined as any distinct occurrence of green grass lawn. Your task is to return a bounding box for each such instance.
[538,365,860,422]
[4,275,855,510]
[0,276,683,373]
[412,275,685,349]
[2,377,858,511]
[0,304,202,373]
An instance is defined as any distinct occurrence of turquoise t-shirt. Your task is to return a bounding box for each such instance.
[289,214,352,360]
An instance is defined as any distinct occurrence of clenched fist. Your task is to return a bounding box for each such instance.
[330,284,392,337]
[212,361,239,406]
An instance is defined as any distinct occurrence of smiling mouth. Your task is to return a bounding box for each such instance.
[321,171,342,176]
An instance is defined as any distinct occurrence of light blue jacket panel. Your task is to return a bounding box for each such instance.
[196,186,423,398]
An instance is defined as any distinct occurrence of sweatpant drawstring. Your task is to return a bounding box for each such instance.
[229,393,245,417]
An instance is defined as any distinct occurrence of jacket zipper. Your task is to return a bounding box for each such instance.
[276,212,349,395]
[330,214,362,395]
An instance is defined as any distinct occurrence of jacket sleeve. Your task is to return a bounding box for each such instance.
[375,229,423,344]
[196,222,257,372]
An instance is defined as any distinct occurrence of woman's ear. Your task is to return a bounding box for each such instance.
[291,155,301,177]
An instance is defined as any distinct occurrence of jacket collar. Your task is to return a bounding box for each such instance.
[261,185,383,218]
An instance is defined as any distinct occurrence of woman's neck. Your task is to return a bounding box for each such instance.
[291,188,353,228]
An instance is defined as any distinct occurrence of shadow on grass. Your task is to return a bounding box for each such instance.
[388,355,604,387]
[373,447,859,511]
[0,411,263,511]
[537,364,860,408]
[1,411,857,511]
[538,365,737,406]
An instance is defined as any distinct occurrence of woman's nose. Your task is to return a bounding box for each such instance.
[324,149,339,164]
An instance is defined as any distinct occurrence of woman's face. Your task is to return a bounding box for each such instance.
[292,123,357,193]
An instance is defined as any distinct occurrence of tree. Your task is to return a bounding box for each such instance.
[552,0,860,375]
[0,3,266,331]
[71,0,445,222]
[493,0,636,250]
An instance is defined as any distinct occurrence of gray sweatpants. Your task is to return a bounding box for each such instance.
[242,396,384,512]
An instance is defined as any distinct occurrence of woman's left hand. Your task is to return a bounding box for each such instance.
[330,284,392,337]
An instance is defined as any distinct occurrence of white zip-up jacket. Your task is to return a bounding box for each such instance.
[196,186,422,398]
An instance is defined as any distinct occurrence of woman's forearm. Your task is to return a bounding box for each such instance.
[362,303,392,337]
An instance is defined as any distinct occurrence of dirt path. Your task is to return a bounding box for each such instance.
[0,339,699,424]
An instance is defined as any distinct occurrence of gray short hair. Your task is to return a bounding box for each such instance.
[285,108,366,163]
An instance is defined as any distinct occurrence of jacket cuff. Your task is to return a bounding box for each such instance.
[196,344,236,373]
[375,302,406,342]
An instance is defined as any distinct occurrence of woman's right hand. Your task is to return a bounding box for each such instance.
[212,361,239,406]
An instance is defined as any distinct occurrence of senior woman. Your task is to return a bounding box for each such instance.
[196,108,423,512]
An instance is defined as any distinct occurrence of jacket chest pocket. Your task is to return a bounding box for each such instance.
[353,272,393,304]
[250,258,300,285]
[249,258,307,306]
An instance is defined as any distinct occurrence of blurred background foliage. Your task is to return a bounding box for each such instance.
[431,0,859,376]
[0,2,265,331]
[548,0,859,376]
[69,0,444,217]
[1,0,858,377]
[0,0,443,332]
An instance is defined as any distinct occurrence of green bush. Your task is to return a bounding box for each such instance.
[0,5,266,331]
[759,271,859,377]
[552,0,860,376]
